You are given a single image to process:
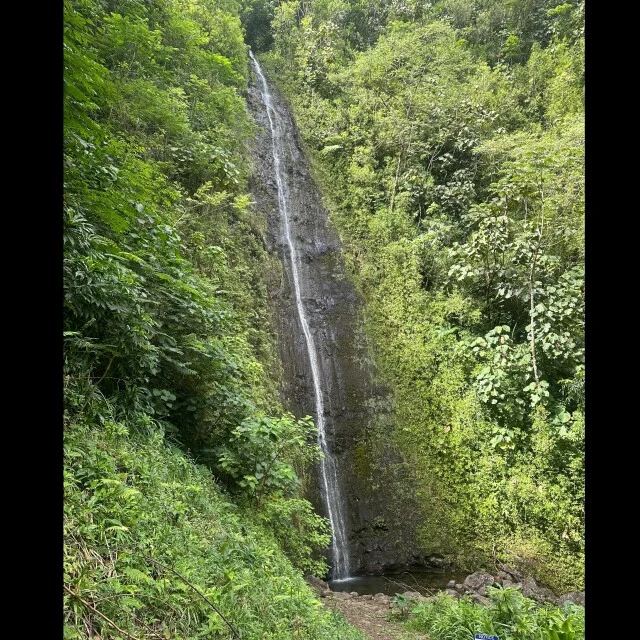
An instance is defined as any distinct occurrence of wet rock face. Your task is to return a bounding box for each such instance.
[358,551,453,575]
[245,64,429,575]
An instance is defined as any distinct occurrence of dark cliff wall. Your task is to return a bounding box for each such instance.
[245,64,449,575]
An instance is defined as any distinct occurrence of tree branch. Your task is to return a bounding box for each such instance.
[144,556,241,639]
[528,225,544,385]
[64,584,143,640]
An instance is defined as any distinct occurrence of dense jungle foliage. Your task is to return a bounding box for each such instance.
[63,0,365,637]
[391,587,584,639]
[64,0,584,634]
[250,0,584,593]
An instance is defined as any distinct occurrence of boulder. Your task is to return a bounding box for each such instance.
[332,591,352,600]
[463,571,496,591]
[349,591,359,597]
[471,593,491,607]
[444,589,460,598]
[502,579,521,589]
[520,577,538,597]
[535,587,558,604]
[320,589,332,598]
[506,567,524,581]
[558,591,585,607]
[521,578,557,604]
[373,593,390,604]
[446,580,456,589]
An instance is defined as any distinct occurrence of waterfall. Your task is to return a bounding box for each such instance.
[250,51,351,580]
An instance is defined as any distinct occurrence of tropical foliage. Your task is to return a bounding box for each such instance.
[64,418,364,639]
[63,0,585,635]
[63,0,360,636]
[403,587,585,640]
[256,0,584,592]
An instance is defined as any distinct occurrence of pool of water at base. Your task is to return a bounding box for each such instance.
[328,570,469,597]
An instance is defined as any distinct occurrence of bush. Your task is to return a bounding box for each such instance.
[406,586,585,640]
[64,417,366,639]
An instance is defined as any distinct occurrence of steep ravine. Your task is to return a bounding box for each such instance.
[245,55,445,578]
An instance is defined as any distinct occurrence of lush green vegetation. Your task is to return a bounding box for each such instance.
[64,419,366,639]
[392,587,584,640]
[63,0,365,636]
[64,0,584,633]
[252,0,584,592]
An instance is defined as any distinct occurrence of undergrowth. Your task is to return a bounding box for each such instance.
[401,587,584,640]
[63,416,366,640]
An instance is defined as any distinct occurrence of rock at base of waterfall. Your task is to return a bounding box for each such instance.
[558,591,585,607]
[502,579,521,589]
[462,571,496,591]
[471,593,491,606]
[372,593,389,604]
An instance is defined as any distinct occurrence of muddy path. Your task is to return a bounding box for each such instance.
[322,592,430,640]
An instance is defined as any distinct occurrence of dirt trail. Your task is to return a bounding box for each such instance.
[322,593,430,640]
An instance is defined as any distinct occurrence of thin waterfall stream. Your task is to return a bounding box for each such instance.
[250,51,351,580]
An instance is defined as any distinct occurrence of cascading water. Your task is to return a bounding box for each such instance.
[250,51,351,580]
